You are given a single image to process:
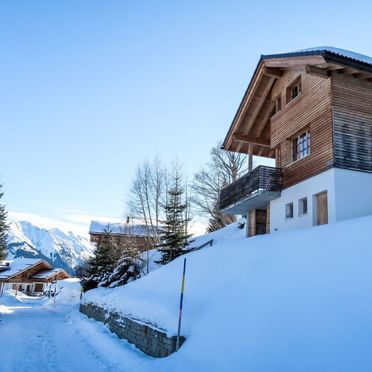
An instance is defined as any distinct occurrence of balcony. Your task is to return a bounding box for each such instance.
[219,165,283,215]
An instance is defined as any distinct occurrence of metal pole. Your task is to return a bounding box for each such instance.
[176,258,187,351]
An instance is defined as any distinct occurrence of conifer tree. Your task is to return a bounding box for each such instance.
[0,184,8,261]
[157,166,191,265]
[82,226,144,291]
[82,229,118,291]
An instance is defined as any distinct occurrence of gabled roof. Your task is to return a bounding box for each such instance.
[0,258,51,281]
[262,47,372,70]
[30,268,69,280]
[222,47,372,155]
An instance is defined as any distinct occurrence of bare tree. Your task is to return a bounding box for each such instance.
[127,158,167,237]
[191,142,247,232]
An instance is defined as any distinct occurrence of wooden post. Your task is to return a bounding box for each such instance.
[248,144,253,171]
[275,147,280,168]
[53,279,57,303]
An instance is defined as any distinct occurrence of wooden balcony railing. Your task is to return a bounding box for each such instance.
[219,165,283,211]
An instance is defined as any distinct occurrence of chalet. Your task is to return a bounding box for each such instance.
[220,47,372,237]
[0,258,70,296]
[89,220,161,252]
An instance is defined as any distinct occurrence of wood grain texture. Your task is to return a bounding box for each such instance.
[270,67,334,188]
[332,73,372,172]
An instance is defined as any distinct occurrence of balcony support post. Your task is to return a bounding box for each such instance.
[248,144,253,171]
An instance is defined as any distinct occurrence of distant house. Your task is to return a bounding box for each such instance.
[89,221,161,252]
[219,47,372,237]
[0,258,70,296]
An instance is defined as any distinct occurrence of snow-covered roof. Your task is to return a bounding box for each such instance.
[297,47,372,66]
[262,46,372,67]
[30,268,65,279]
[0,258,49,280]
[89,221,159,237]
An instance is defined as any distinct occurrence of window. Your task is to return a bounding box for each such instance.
[286,77,302,103]
[292,130,310,162]
[299,197,308,215]
[274,96,282,114]
[285,202,294,219]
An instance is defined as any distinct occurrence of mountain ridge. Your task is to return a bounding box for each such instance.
[6,220,94,275]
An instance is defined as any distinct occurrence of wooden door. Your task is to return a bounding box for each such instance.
[255,210,267,235]
[316,192,328,225]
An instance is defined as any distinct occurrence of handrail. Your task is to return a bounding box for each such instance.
[187,239,214,252]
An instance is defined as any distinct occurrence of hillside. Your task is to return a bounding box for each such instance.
[83,215,372,371]
[7,221,94,275]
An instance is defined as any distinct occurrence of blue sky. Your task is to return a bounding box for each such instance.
[1,0,372,236]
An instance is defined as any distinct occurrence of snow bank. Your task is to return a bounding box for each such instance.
[56,278,81,305]
[83,215,372,371]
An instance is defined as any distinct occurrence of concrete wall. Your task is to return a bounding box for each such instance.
[80,303,185,358]
[270,168,336,233]
[334,168,372,221]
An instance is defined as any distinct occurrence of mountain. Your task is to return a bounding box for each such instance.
[6,221,95,275]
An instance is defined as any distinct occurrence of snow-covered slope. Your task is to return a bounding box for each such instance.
[84,215,372,371]
[7,221,94,275]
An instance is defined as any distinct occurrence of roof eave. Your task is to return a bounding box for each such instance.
[221,56,265,150]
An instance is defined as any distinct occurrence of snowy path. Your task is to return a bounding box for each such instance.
[0,302,153,372]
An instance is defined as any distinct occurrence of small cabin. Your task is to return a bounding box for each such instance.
[0,258,70,296]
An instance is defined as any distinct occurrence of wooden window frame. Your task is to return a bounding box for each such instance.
[274,95,282,114]
[290,129,311,163]
[286,76,302,104]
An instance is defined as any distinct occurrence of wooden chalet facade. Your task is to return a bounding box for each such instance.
[220,47,372,237]
[0,258,70,296]
[89,221,160,252]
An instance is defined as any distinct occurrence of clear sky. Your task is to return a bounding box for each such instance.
[1,0,372,236]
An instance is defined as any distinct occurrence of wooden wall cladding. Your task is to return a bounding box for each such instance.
[270,67,334,188]
[332,73,372,172]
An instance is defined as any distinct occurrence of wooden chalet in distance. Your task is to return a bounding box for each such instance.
[220,47,372,237]
[0,258,70,296]
[89,220,161,252]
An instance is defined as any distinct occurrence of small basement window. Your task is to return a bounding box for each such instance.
[292,130,310,162]
[299,197,308,215]
[286,77,302,103]
[285,202,294,219]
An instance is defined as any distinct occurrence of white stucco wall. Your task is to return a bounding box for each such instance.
[270,168,372,234]
[270,168,336,233]
[334,168,372,221]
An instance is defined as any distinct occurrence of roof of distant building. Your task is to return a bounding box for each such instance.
[89,221,161,237]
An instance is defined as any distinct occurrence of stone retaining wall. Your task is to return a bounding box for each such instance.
[79,302,185,358]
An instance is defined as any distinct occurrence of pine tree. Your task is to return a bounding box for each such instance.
[82,226,145,291]
[82,229,118,291]
[157,167,191,265]
[0,184,8,261]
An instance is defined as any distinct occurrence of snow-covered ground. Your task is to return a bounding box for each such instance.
[83,215,372,371]
[2,216,372,371]
[0,285,154,372]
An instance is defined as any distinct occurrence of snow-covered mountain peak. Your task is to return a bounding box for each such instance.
[6,220,94,275]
